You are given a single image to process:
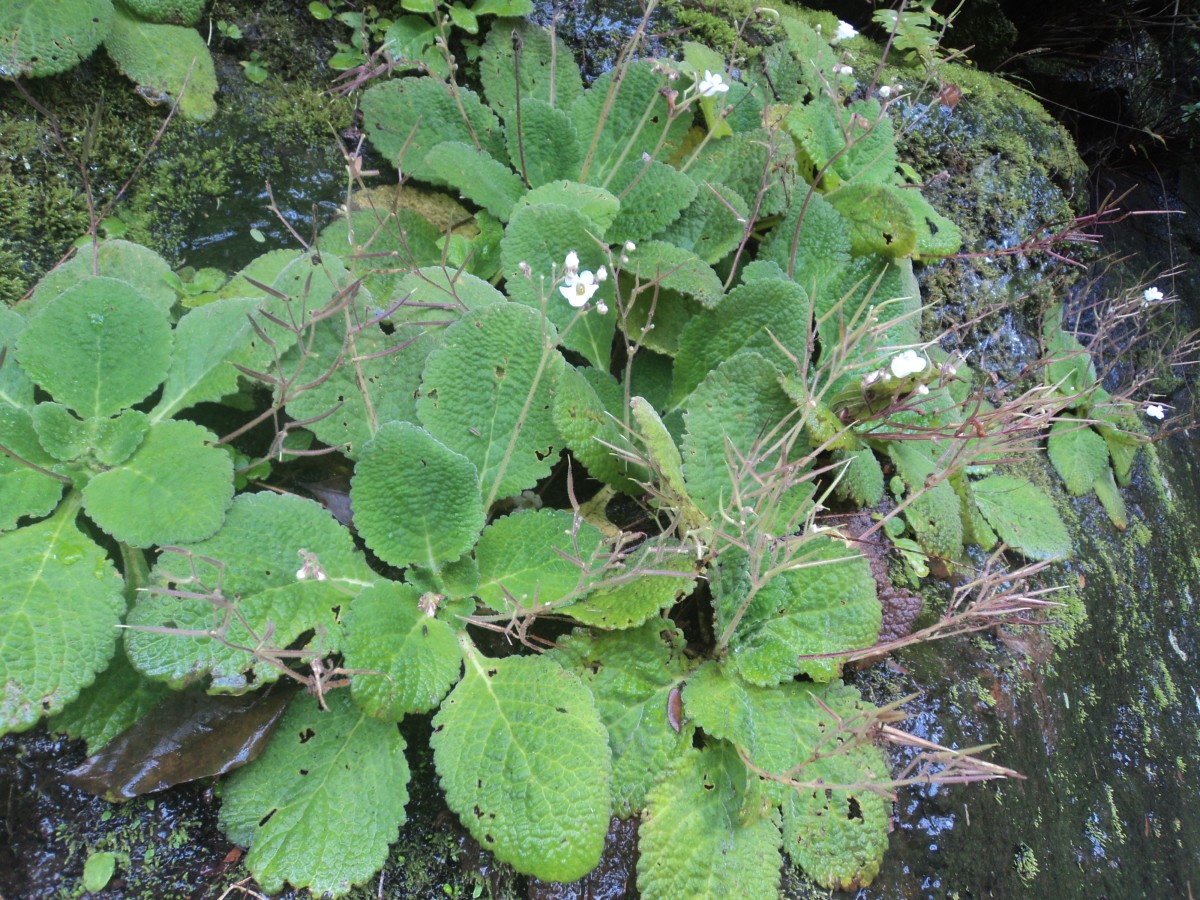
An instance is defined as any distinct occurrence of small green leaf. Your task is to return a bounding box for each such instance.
[833,446,885,507]
[0,406,65,532]
[1047,418,1111,495]
[418,303,565,504]
[23,241,175,319]
[352,422,485,572]
[471,0,534,15]
[638,742,782,898]
[17,276,172,420]
[630,397,707,533]
[220,692,410,897]
[105,5,217,121]
[345,582,462,719]
[83,851,118,893]
[82,419,233,548]
[432,647,612,882]
[1,510,125,734]
[552,365,643,492]
[550,623,692,817]
[1093,467,1128,531]
[447,3,478,33]
[971,474,1071,560]
[887,440,964,561]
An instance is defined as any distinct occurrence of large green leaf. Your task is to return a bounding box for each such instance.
[361,77,506,183]
[16,276,172,420]
[620,240,725,309]
[563,539,697,630]
[125,492,374,690]
[220,691,410,897]
[319,208,443,301]
[22,240,176,318]
[552,364,643,492]
[1,509,125,734]
[417,303,565,504]
[120,0,205,25]
[475,508,605,612]
[344,581,461,719]
[787,97,898,190]
[0,0,113,77]
[550,623,692,817]
[499,202,616,368]
[432,648,612,882]
[503,98,582,187]
[758,188,851,294]
[423,141,526,221]
[82,419,233,548]
[637,742,782,898]
[0,308,33,409]
[719,535,880,684]
[687,129,788,219]
[656,182,749,265]
[351,421,485,571]
[478,18,582,118]
[104,4,217,121]
[603,158,697,245]
[971,474,1072,561]
[1047,418,1111,496]
[825,183,919,258]
[50,651,168,754]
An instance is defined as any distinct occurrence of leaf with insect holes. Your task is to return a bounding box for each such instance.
[620,241,725,308]
[550,623,693,817]
[0,0,112,77]
[361,77,506,183]
[971,474,1071,561]
[638,742,783,898]
[125,492,374,691]
[499,203,615,369]
[344,581,461,720]
[718,534,879,685]
[0,406,65,532]
[572,60,690,184]
[105,4,217,121]
[432,649,612,882]
[479,18,583,120]
[352,421,485,572]
[896,187,963,258]
[418,303,565,504]
[1,511,125,735]
[672,280,812,407]
[825,183,919,259]
[82,419,233,548]
[17,277,172,420]
[656,182,750,265]
[22,240,176,318]
[680,353,812,526]
[552,364,645,493]
[475,508,605,612]
[423,141,526,221]
[220,691,409,897]
[563,539,697,630]
[603,158,697,245]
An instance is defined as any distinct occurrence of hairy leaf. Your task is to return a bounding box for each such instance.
[887,440,963,561]
[825,183,918,258]
[432,649,612,882]
[105,4,217,121]
[1047,418,1111,496]
[51,651,169,754]
[971,474,1071,560]
[424,141,526,221]
[514,180,619,234]
[22,240,176,318]
[0,406,65,531]
[758,189,851,295]
[319,208,443,301]
[656,182,749,265]
[504,98,582,187]
[552,365,643,492]
[1,510,125,734]
[603,158,697,244]
[352,421,485,571]
[564,539,697,630]
[121,0,205,24]
[788,97,897,190]
[220,691,410,897]
[0,0,112,77]
[620,240,724,308]
[344,581,461,719]
[479,18,582,117]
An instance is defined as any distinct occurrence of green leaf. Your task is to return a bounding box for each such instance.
[126,492,373,690]
[381,16,444,77]
[220,691,410,897]
[1043,316,1097,409]
[83,851,117,893]
[887,440,963,561]
[476,508,605,611]
[787,97,898,190]
[638,743,782,898]
[479,18,582,118]
[620,240,724,308]
[499,202,615,368]
[833,446,884,507]
[423,141,525,221]
[1096,417,1141,487]
[17,276,172,420]
[1093,467,1128,530]
[550,623,692,817]
[361,77,506,183]
[319,208,443,300]
[514,179,620,230]
[344,581,462,719]
[971,474,1071,561]
[656,182,749,265]
[720,534,880,684]
[504,99,583,187]
[120,0,206,25]
[51,651,168,754]
[825,183,919,258]
[105,4,217,121]
[352,421,485,571]
[24,240,176,318]
[564,539,697,630]
[630,397,707,533]
[31,403,148,467]
[552,365,643,492]
[672,279,812,405]
[471,0,534,15]
[680,353,810,525]
[418,303,565,504]
[687,129,788,219]
[1047,418,1111,496]
[432,647,612,882]
[0,405,65,531]
[895,187,963,257]
[447,3,478,33]
[0,0,112,78]
[0,308,34,409]
[1,509,125,734]
[758,188,851,293]
[573,60,690,184]
[82,419,233,548]
[830,255,922,358]
[603,158,697,244]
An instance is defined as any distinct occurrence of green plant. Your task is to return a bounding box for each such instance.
[1,5,1171,898]
[0,0,218,121]
[873,0,963,70]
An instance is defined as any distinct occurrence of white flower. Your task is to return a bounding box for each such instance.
[833,20,858,42]
[1145,403,1166,420]
[564,250,580,277]
[834,64,854,77]
[879,85,893,98]
[1142,286,1164,305]
[697,70,730,97]
[596,300,609,315]
[560,270,600,307]
[889,350,927,379]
